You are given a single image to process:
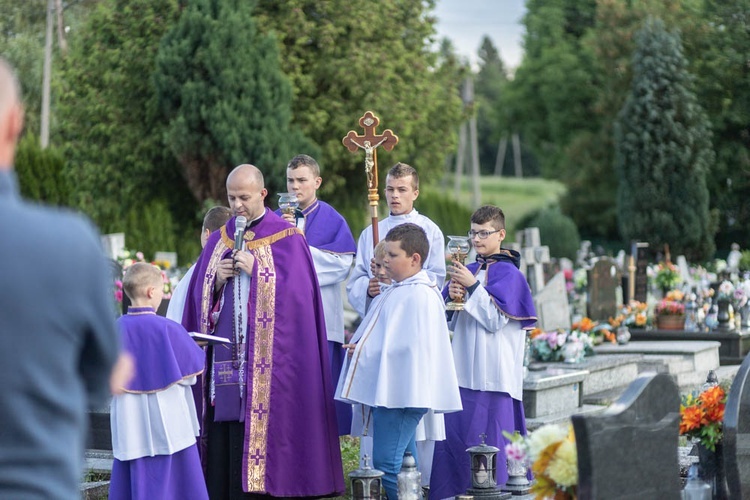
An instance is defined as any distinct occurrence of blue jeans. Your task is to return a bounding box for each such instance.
[372,407,428,500]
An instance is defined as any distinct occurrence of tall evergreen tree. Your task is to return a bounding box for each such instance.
[55,0,189,245]
[253,0,463,205]
[154,0,313,203]
[614,18,715,260]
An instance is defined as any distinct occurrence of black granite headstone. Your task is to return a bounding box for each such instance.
[572,372,681,499]
[631,242,649,303]
[724,352,750,497]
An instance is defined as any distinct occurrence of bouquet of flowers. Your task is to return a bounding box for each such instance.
[114,249,173,304]
[653,262,682,291]
[609,300,650,329]
[716,280,735,302]
[655,290,686,317]
[572,317,615,345]
[680,385,727,452]
[504,423,578,500]
[530,323,596,363]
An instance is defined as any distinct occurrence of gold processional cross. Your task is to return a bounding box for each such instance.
[342,111,399,246]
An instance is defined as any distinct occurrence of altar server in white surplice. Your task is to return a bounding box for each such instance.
[346,162,446,318]
[338,223,461,500]
[430,205,538,500]
[345,162,447,485]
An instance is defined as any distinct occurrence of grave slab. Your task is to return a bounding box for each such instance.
[522,367,588,419]
[629,328,750,365]
[593,340,720,391]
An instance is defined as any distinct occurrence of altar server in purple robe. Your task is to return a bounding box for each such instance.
[277,154,356,436]
[338,223,462,500]
[182,164,344,498]
[430,205,537,499]
[109,263,207,500]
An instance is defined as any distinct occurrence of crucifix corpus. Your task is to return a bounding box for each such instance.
[342,111,399,246]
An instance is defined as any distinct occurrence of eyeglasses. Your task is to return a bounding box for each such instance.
[467,230,500,240]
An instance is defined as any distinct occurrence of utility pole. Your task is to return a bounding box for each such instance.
[41,0,54,149]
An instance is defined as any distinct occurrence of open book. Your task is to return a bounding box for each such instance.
[188,332,231,345]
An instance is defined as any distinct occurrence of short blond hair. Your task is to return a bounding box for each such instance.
[123,262,163,301]
[373,240,387,262]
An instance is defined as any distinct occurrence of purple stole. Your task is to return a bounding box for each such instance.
[182,209,344,496]
[274,199,356,254]
[443,250,538,329]
[118,307,205,392]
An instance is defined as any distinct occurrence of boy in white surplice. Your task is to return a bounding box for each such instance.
[337,223,461,499]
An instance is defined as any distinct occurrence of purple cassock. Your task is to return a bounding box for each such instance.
[109,308,207,500]
[276,200,357,436]
[432,250,536,498]
[182,209,345,497]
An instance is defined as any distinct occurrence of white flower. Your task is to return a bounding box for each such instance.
[526,424,569,463]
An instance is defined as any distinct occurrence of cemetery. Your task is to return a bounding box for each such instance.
[80,230,750,499]
[5,1,750,499]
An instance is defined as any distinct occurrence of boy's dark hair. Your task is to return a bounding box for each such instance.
[202,206,232,233]
[384,223,428,266]
[122,262,162,301]
[387,162,419,190]
[287,154,321,177]
[471,205,506,231]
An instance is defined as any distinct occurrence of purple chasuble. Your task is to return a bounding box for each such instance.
[118,307,205,392]
[443,249,538,329]
[182,209,345,497]
[274,199,356,254]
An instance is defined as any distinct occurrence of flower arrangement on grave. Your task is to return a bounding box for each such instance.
[655,290,686,316]
[114,249,173,304]
[716,280,735,303]
[504,423,578,500]
[609,300,650,329]
[573,317,615,345]
[679,384,727,452]
[529,320,598,363]
[653,262,682,292]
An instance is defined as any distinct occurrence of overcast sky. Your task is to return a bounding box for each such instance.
[433,0,527,70]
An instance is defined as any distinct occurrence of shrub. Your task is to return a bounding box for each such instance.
[527,206,581,260]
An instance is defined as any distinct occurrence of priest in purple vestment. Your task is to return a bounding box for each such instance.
[182,164,345,498]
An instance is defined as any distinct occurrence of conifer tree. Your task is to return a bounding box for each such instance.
[614,18,715,260]
[154,0,312,203]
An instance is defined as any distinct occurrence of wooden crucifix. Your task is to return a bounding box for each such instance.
[342,111,399,246]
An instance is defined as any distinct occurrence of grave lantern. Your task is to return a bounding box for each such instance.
[349,454,383,500]
[467,434,499,489]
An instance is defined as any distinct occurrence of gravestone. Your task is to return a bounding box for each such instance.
[630,242,649,303]
[724,352,750,497]
[100,233,125,260]
[587,257,619,322]
[572,372,681,499]
[676,255,692,289]
[518,227,550,296]
[533,272,571,331]
[154,251,178,269]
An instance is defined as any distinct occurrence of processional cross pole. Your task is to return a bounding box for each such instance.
[342,111,399,247]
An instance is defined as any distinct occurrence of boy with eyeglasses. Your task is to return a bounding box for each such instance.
[430,205,538,499]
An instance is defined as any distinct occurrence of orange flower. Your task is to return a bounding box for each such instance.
[635,313,647,326]
[699,386,726,408]
[575,317,595,332]
[680,406,706,434]
[705,404,725,423]
[530,328,544,339]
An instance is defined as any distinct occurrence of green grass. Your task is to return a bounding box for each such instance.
[431,175,567,242]
[335,436,362,499]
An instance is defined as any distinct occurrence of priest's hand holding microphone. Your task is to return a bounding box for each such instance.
[214,217,255,291]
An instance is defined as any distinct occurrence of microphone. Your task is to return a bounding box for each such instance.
[234,216,247,252]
